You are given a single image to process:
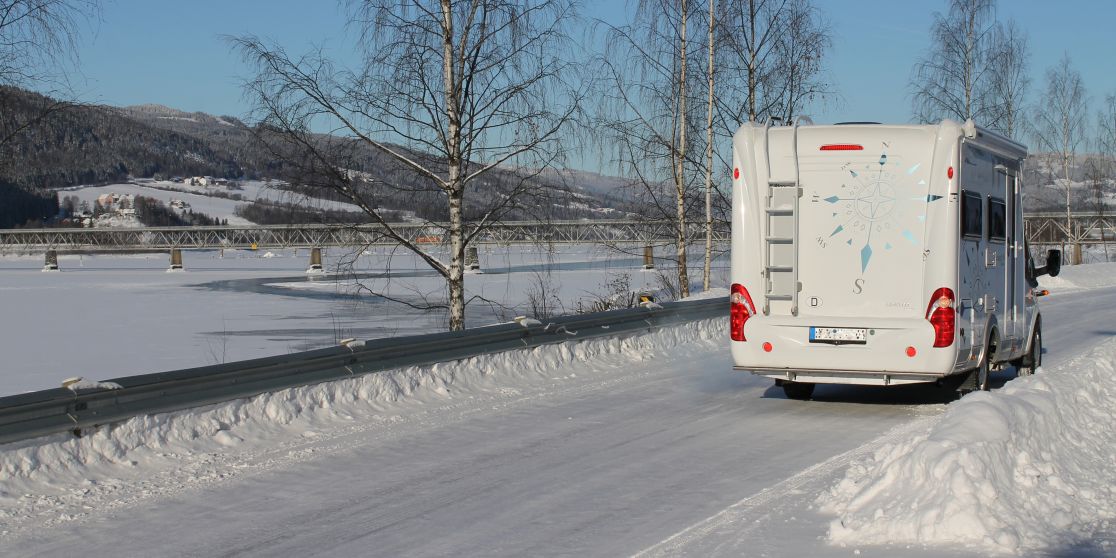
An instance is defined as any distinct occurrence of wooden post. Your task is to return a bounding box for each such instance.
[168,249,184,272]
[1073,224,1082,265]
[643,246,654,269]
[465,246,480,270]
[42,250,59,272]
[307,247,324,274]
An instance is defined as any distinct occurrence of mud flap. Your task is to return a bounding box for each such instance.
[956,369,979,393]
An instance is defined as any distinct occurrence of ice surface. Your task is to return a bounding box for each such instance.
[0,246,726,395]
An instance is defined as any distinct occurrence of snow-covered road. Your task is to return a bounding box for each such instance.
[2,269,1115,557]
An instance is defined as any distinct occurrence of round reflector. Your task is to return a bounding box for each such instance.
[762,342,773,352]
[906,346,917,357]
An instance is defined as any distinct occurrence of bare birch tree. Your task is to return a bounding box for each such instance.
[0,0,96,87]
[717,0,831,126]
[598,0,704,298]
[911,0,998,124]
[986,19,1029,139]
[234,0,583,331]
[719,0,784,123]
[1031,54,1088,256]
[1083,158,1109,261]
[702,0,715,291]
[0,0,97,151]
[1094,92,1116,260]
[771,0,831,123]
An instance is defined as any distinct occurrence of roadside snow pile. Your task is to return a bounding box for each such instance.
[1039,261,1116,292]
[0,317,721,533]
[819,337,1116,554]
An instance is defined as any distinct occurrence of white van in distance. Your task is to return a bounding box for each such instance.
[729,119,1061,399]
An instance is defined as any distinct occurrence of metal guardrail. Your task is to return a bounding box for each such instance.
[0,298,725,446]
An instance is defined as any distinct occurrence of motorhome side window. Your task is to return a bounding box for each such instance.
[988,197,1006,242]
[961,191,983,238]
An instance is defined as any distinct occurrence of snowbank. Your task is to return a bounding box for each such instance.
[818,337,1116,554]
[1037,261,1116,292]
[0,317,722,534]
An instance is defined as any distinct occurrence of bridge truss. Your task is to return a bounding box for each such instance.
[0,214,1110,253]
[0,220,726,253]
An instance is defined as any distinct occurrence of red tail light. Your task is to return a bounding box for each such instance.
[820,144,863,151]
[925,287,955,347]
[731,283,756,341]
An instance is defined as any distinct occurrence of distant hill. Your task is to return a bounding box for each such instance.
[0,87,252,189]
[0,87,643,225]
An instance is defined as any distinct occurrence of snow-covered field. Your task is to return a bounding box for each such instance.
[0,260,1112,556]
[0,246,724,395]
[62,180,368,225]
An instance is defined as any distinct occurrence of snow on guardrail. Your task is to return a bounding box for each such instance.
[0,308,723,537]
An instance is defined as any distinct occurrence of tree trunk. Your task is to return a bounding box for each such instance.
[448,191,466,330]
[676,0,690,299]
[1064,153,1072,261]
[703,0,714,292]
[442,0,466,330]
[747,0,756,121]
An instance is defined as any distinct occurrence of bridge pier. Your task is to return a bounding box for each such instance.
[642,245,654,270]
[167,249,184,272]
[306,247,324,274]
[465,246,480,271]
[42,250,59,272]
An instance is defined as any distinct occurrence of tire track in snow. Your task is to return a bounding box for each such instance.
[632,415,938,557]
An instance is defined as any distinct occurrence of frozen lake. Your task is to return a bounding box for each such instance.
[0,245,728,395]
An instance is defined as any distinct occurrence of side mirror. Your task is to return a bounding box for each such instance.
[1045,249,1061,277]
[1035,249,1061,278]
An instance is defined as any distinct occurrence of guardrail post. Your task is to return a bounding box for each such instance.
[307,247,324,274]
[643,245,654,269]
[465,246,480,271]
[42,250,59,272]
[168,249,184,272]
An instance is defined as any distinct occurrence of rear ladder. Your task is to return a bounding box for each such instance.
[761,118,808,316]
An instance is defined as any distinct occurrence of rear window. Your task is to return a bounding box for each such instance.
[962,191,982,238]
[988,198,1006,241]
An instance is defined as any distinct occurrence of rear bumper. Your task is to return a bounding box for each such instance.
[731,315,959,385]
[738,366,947,386]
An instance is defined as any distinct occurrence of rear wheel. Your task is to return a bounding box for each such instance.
[1018,327,1041,377]
[782,381,815,400]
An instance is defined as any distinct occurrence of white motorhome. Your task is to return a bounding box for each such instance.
[729,119,1061,399]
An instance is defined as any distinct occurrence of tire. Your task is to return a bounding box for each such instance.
[1018,326,1041,377]
[782,381,815,400]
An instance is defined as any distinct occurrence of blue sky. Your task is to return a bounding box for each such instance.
[74,0,1115,129]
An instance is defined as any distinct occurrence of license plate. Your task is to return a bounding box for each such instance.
[809,327,867,344]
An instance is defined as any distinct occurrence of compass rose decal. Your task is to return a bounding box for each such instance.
[817,144,942,273]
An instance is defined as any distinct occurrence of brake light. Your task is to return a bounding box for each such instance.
[731,283,756,341]
[820,144,863,151]
[925,287,955,347]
